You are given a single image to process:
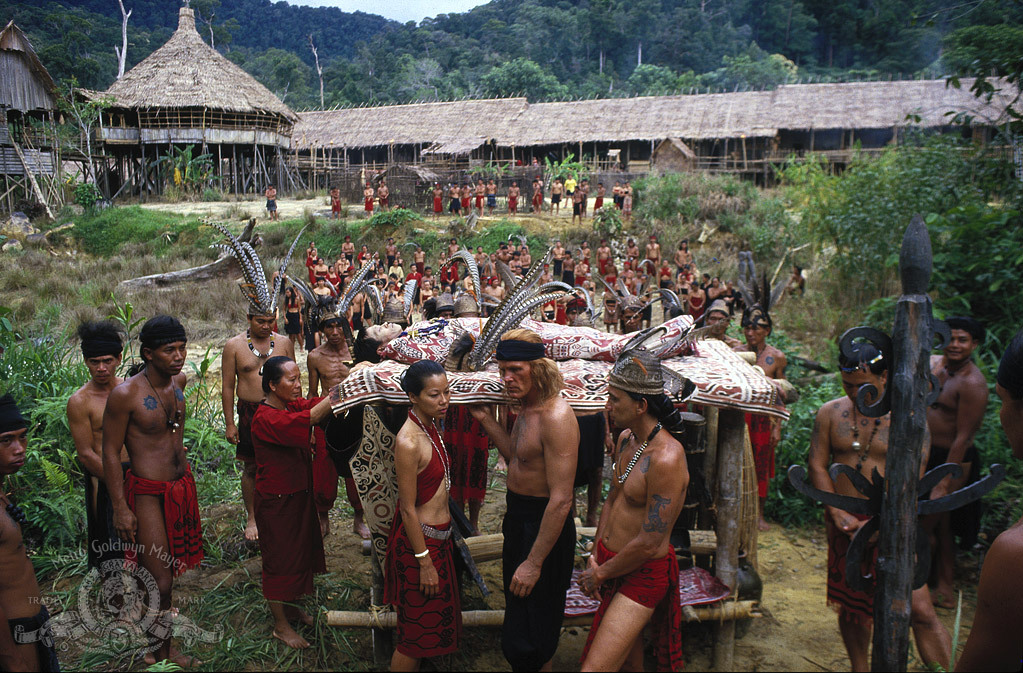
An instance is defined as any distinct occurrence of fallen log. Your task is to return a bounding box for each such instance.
[325,600,759,629]
[117,219,257,291]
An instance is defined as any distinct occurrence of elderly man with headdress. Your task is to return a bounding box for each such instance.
[578,340,690,672]
[470,329,579,672]
[67,321,127,573]
[249,356,333,649]
[1,395,61,672]
[103,316,204,668]
[215,223,302,542]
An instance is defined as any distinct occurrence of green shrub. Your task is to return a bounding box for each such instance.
[72,182,101,210]
[201,188,224,202]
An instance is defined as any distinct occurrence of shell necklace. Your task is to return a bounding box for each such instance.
[851,411,881,473]
[247,329,274,359]
[614,422,662,485]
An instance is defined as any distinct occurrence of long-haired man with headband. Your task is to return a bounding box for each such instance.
[103,315,204,668]
[470,329,579,671]
[67,321,126,572]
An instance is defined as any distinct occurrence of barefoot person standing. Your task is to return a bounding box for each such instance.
[386,361,462,671]
[218,225,300,541]
[67,321,126,572]
[470,329,579,672]
[1,395,61,672]
[579,348,689,672]
[250,356,333,649]
[103,316,204,668]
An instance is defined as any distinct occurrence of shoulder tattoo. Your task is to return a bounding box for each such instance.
[143,395,158,410]
[174,388,185,401]
[642,494,672,533]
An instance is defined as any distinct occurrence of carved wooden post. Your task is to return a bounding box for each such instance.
[712,408,744,670]
[872,214,933,670]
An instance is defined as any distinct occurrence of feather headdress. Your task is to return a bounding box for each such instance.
[608,325,697,399]
[446,249,481,302]
[210,220,305,316]
[736,251,786,330]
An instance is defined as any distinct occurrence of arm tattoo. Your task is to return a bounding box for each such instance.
[642,494,672,533]
[143,395,158,410]
[174,388,185,401]
[639,455,651,473]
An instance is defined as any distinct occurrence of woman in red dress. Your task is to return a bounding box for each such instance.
[249,356,333,649]
[387,360,461,670]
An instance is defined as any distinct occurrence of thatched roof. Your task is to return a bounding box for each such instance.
[295,98,528,150]
[294,78,1017,150]
[104,7,296,122]
[0,21,56,112]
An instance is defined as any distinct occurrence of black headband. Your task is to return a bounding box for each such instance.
[0,394,27,434]
[946,316,985,343]
[495,340,546,361]
[82,335,122,360]
[139,315,187,350]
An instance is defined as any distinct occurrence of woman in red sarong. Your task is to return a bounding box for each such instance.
[249,356,333,649]
[386,360,461,670]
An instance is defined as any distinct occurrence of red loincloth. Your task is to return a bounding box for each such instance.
[594,197,604,210]
[443,406,490,506]
[532,192,542,207]
[384,517,461,658]
[745,413,774,498]
[826,513,875,625]
[475,194,483,209]
[509,196,518,212]
[124,466,204,577]
[365,197,374,212]
[313,427,338,514]
[255,488,326,600]
[581,539,683,672]
[461,196,471,210]
[433,196,443,213]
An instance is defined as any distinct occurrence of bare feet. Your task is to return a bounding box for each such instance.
[932,587,956,609]
[319,511,330,539]
[273,625,311,649]
[286,606,315,627]
[353,512,371,540]
[245,518,259,541]
[145,646,203,668]
[758,517,771,532]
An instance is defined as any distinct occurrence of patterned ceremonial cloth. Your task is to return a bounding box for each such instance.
[380,316,697,365]
[123,465,204,577]
[332,339,787,420]
[564,565,731,617]
[443,406,490,505]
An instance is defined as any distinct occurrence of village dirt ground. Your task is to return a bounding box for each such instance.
[164,332,981,672]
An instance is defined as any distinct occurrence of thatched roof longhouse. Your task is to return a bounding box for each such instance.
[104,7,296,123]
[293,78,1017,152]
[0,21,56,113]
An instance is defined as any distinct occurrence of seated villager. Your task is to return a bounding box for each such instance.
[578,346,688,672]
[808,342,950,672]
[0,395,60,672]
[957,329,1023,672]
[249,356,333,649]
[386,360,461,671]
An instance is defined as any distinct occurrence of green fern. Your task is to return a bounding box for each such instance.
[39,457,70,492]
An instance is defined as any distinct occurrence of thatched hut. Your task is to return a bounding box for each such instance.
[96,6,301,199]
[652,138,697,173]
[0,20,60,215]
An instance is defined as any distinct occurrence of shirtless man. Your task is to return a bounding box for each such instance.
[1,396,60,672]
[550,179,563,215]
[265,184,278,221]
[330,187,341,221]
[579,179,590,217]
[925,316,988,607]
[222,311,295,541]
[432,183,444,217]
[67,321,127,573]
[578,350,688,672]
[735,302,787,530]
[508,182,520,215]
[520,245,532,273]
[531,179,543,214]
[808,342,950,672]
[385,237,398,270]
[341,235,355,265]
[447,238,460,258]
[470,330,579,671]
[571,187,584,226]
[486,179,498,215]
[377,180,390,211]
[104,316,204,668]
[645,234,661,269]
[597,239,611,277]
[552,239,566,281]
[957,330,1023,671]
[448,184,461,214]
[674,241,692,276]
[308,314,371,540]
[363,182,375,215]
[460,183,472,213]
[475,179,486,214]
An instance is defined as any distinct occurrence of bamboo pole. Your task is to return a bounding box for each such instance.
[326,601,759,629]
[712,409,745,670]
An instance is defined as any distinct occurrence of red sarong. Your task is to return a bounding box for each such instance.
[532,193,542,207]
[826,513,875,625]
[384,517,461,658]
[433,196,443,213]
[123,466,204,577]
[461,196,470,210]
[365,197,374,212]
[475,195,483,209]
[312,427,338,514]
[594,197,604,210]
[255,488,326,600]
[443,407,490,506]
[509,196,518,212]
[745,413,774,498]
[581,539,683,672]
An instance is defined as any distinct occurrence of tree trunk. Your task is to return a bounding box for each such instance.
[116,0,131,79]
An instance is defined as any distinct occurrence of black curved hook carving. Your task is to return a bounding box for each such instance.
[917,464,1006,516]
[932,319,950,352]
[838,327,893,418]
[844,516,880,592]
[787,465,874,516]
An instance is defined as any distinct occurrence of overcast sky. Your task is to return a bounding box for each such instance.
[293,0,489,24]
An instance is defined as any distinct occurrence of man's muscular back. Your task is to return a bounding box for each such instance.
[68,380,128,473]
[506,397,577,498]
[757,344,787,380]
